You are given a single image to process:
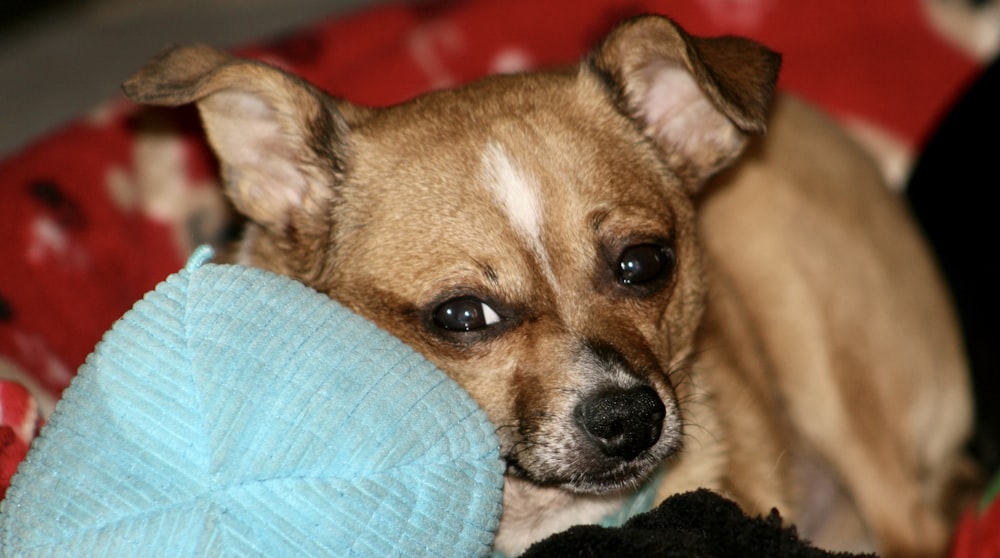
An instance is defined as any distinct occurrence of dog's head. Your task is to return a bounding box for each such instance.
[124,15,779,494]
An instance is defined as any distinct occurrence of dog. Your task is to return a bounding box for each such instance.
[123,15,973,557]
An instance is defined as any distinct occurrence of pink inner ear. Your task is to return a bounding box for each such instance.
[634,61,743,160]
[200,90,312,223]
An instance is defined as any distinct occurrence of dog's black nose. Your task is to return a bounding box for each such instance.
[576,385,666,460]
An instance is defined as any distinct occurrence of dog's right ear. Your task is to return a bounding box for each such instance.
[123,45,348,235]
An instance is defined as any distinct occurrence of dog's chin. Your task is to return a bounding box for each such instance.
[504,443,674,496]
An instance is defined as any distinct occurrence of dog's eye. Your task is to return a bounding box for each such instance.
[432,297,502,331]
[617,244,675,286]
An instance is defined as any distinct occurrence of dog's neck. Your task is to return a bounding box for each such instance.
[491,471,662,556]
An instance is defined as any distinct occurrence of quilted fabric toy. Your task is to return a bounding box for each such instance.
[0,246,504,556]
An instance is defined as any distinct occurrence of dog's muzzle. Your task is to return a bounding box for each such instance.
[575,385,666,460]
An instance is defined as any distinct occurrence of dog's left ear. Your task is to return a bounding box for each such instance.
[588,15,781,188]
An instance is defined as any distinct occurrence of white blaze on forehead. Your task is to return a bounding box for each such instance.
[480,141,556,284]
[481,142,543,241]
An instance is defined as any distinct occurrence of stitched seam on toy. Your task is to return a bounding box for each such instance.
[183,262,214,548]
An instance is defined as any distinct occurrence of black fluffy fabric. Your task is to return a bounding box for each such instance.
[520,489,875,558]
[906,57,1000,472]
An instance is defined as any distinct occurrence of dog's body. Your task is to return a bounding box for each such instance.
[125,16,972,557]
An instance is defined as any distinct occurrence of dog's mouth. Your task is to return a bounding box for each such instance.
[503,447,673,494]
[501,384,683,494]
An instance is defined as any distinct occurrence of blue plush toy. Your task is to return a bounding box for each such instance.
[0,246,504,557]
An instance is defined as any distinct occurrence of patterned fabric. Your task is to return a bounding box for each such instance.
[0,382,41,499]
[951,473,1000,557]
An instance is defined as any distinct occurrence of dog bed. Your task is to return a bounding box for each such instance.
[0,0,996,555]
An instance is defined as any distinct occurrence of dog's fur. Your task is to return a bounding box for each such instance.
[124,16,973,557]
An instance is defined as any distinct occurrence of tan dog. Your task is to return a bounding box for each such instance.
[124,15,972,558]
